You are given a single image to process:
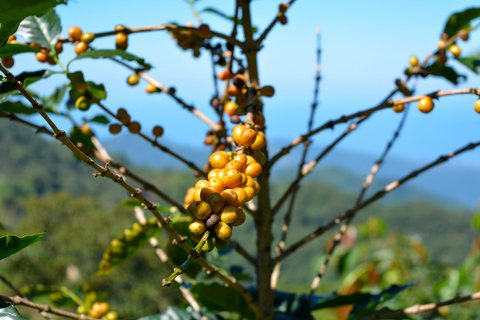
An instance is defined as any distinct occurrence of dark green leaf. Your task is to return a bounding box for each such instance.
[117,198,143,208]
[443,8,480,38]
[87,115,110,125]
[0,303,27,320]
[86,82,106,101]
[68,49,152,69]
[0,20,22,48]
[457,54,480,74]
[0,70,51,95]
[98,220,162,275]
[0,232,44,260]
[0,43,39,58]
[191,283,255,319]
[69,126,95,149]
[0,101,36,114]
[310,283,415,312]
[137,306,223,320]
[426,62,466,85]
[17,8,61,52]
[0,0,66,22]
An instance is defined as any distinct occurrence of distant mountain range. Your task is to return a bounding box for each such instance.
[102,134,480,209]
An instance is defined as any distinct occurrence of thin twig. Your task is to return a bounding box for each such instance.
[0,295,96,320]
[307,103,411,300]
[0,65,263,319]
[255,0,297,45]
[268,87,480,166]
[94,100,207,176]
[272,29,322,290]
[230,240,257,265]
[274,139,480,264]
[356,291,480,320]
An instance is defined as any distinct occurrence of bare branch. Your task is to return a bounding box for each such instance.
[0,295,96,320]
[230,240,257,265]
[268,87,480,167]
[255,0,297,45]
[356,291,480,320]
[274,139,480,264]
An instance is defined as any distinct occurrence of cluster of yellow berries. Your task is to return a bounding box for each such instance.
[77,301,118,319]
[69,24,128,55]
[170,23,212,58]
[184,125,266,251]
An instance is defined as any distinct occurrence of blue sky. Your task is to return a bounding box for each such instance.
[8,0,480,169]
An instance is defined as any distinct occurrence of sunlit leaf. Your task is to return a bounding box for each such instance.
[86,115,110,125]
[0,303,27,320]
[0,70,52,96]
[443,7,480,38]
[17,8,61,52]
[0,232,44,260]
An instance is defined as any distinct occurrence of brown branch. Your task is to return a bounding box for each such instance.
[274,139,480,264]
[0,65,262,319]
[255,0,297,45]
[0,295,96,320]
[307,103,411,300]
[271,116,367,216]
[356,291,480,320]
[60,23,243,48]
[230,240,257,265]
[268,87,480,166]
[94,100,207,177]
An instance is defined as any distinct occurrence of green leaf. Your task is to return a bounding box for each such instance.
[137,306,223,320]
[457,54,480,74]
[191,283,255,319]
[0,232,44,260]
[0,303,27,320]
[0,0,66,22]
[87,115,110,125]
[443,8,480,38]
[17,8,61,52]
[0,70,51,96]
[0,43,40,58]
[473,212,480,229]
[69,126,95,149]
[0,101,36,114]
[117,198,144,208]
[310,283,415,312]
[426,62,466,85]
[68,49,152,69]
[86,82,106,101]
[98,219,162,275]
[0,20,22,48]
[42,83,68,111]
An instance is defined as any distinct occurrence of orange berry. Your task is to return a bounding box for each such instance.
[209,151,229,169]
[233,74,247,88]
[189,201,212,220]
[392,104,405,113]
[193,188,202,201]
[233,154,248,167]
[228,85,240,96]
[233,187,247,206]
[128,121,141,134]
[214,221,232,240]
[145,83,158,93]
[74,41,89,55]
[7,34,16,42]
[409,56,418,67]
[1,56,14,68]
[221,189,238,206]
[259,85,275,97]
[449,44,461,58]
[218,70,232,81]
[220,206,239,224]
[279,3,290,13]
[127,74,140,86]
[68,26,82,41]
[109,124,122,134]
[114,24,126,32]
[208,177,225,193]
[461,32,469,41]
[225,160,245,173]
[80,32,95,44]
[279,15,288,25]
[222,169,243,188]
[116,32,128,45]
[208,168,222,180]
[195,180,209,189]
[245,162,262,178]
[189,220,207,235]
[417,96,434,114]
[198,24,211,37]
[153,125,164,137]
[224,101,239,116]
[250,132,266,151]
[252,180,260,195]
[55,42,63,54]
[81,124,93,136]
[474,99,480,114]
[200,186,217,201]
[244,186,255,201]
[35,51,48,63]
